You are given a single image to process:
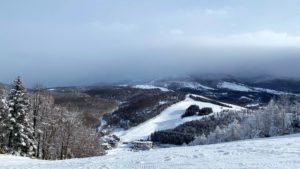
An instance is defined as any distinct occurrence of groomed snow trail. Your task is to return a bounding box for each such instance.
[1,134,300,169]
[115,95,242,142]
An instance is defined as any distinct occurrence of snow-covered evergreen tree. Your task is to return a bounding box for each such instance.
[7,77,37,156]
[0,97,9,150]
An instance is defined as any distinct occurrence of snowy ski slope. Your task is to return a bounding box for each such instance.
[1,134,300,169]
[115,95,243,142]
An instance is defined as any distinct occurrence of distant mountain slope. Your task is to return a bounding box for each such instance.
[132,75,300,108]
[115,94,243,142]
[132,84,170,92]
[150,80,215,91]
[0,82,9,95]
[0,82,9,88]
[217,81,295,95]
[248,78,300,93]
[217,81,253,92]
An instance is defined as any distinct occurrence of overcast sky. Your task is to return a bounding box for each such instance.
[1,0,300,87]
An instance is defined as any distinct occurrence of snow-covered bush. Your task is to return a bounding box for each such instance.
[190,119,241,145]
[182,105,213,118]
[36,105,104,160]
[181,105,199,118]
[151,111,241,145]
[151,130,195,145]
[130,141,153,151]
[198,107,213,116]
[190,95,300,146]
[153,95,300,146]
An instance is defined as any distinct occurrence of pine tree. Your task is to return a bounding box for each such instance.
[7,77,37,156]
[0,97,9,150]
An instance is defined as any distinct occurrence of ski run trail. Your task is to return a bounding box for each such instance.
[1,134,300,169]
[115,94,243,142]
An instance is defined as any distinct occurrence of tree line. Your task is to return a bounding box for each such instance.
[151,95,300,145]
[190,95,300,145]
[0,77,104,159]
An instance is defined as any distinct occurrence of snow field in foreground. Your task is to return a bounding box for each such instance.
[1,134,300,169]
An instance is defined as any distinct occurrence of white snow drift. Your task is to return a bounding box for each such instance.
[132,85,170,92]
[1,134,300,169]
[217,81,253,92]
[217,81,296,95]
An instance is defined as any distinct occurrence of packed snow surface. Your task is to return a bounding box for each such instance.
[1,134,300,169]
[218,82,253,92]
[132,85,170,92]
[253,87,292,95]
[115,95,242,142]
[170,81,214,90]
[218,81,297,95]
[156,81,215,90]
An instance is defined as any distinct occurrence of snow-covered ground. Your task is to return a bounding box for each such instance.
[134,81,294,95]
[1,134,300,169]
[115,95,243,142]
[217,81,297,95]
[217,82,253,92]
[160,81,215,90]
[132,85,170,92]
[167,81,214,90]
[253,87,292,95]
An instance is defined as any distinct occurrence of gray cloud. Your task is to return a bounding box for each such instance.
[1,0,300,87]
